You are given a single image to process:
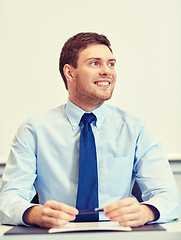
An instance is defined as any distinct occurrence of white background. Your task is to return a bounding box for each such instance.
[0,0,181,159]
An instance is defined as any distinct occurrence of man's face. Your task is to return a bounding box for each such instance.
[68,44,116,111]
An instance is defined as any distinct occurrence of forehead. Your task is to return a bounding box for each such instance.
[78,44,114,61]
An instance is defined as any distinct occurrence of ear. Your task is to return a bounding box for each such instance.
[63,64,75,83]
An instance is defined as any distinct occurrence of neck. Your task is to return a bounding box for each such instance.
[69,97,104,112]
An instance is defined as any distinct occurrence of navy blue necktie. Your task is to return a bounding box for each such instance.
[75,113,99,222]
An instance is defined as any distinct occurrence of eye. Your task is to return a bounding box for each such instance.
[108,62,115,68]
[90,61,100,66]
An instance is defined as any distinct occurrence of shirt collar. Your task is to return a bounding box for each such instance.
[65,99,106,131]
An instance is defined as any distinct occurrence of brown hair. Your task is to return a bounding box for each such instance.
[59,32,112,89]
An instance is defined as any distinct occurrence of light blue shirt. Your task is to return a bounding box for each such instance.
[0,99,180,225]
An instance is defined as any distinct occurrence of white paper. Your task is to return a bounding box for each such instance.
[0,225,13,236]
[49,221,131,233]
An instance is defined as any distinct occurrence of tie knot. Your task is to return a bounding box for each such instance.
[81,113,97,125]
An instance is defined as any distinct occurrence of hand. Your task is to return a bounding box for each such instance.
[104,197,156,227]
[23,200,79,228]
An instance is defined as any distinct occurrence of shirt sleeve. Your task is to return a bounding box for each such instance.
[0,118,38,225]
[134,120,181,223]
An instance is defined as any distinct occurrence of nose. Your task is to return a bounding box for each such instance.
[99,63,111,76]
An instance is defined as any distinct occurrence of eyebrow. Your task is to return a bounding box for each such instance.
[86,57,116,62]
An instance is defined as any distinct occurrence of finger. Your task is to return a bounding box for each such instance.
[44,201,78,215]
[119,218,143,227]
[105,206,129,218]
[41,215,69,228]
[109,212,140,223]
[42,207,76,222]
[105,203,140,219]
[104,198,137,213]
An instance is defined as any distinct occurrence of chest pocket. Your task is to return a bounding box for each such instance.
[98,156,133,197]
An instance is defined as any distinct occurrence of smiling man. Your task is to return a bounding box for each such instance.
[0,32,180,228]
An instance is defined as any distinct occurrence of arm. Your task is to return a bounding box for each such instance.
[0,118,38,225]
[0,118,79,227]
[133,121,180,223]
[104,120,180,226]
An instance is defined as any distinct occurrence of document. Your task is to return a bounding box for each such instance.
[49,221,132,233]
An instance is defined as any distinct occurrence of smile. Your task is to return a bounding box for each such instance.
[94,81,110,86]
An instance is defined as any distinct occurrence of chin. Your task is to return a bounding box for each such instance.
[96,94,112,102]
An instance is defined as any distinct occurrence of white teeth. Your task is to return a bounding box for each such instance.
[96,82,109,86]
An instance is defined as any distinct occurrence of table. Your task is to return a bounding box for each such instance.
[0,220,181,240]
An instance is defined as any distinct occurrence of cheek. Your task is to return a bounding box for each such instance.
[76,69,90,78]
[75,73,88,88]
[75,67,98,86]
[112,70,116,79]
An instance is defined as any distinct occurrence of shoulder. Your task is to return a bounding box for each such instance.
[104,104,157,145]
[18,104,66,132]
[104,104,146,128]
[31,104,65,122]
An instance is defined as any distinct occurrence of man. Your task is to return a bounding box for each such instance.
[0,32,180,228]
